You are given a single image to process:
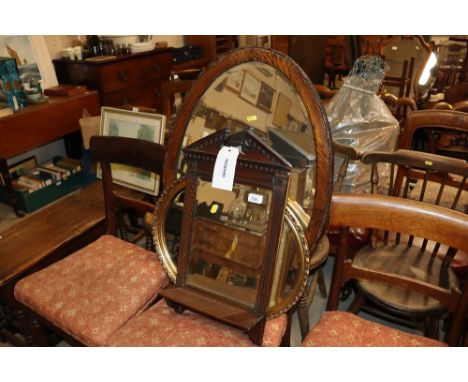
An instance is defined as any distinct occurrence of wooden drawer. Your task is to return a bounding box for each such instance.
[99,53,171,93]
[100,81,164,109]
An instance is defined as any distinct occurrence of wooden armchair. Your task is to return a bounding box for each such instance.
[303,193,468,346]
[13,136,169,346]
[341,149,468,339]
[399,109,468,161]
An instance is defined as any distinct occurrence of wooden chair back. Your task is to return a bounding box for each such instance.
[89,135,166,236]
[161,80,195,144]
[399,109,468,160]
[362,149,468,252]
[327,193,468,346]
[161,80,195,118]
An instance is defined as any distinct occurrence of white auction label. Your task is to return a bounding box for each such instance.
[211,146,240,191]
[248,192,263,205]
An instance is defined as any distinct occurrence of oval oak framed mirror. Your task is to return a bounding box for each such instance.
[164,47,333,246]
[157,47,333,315]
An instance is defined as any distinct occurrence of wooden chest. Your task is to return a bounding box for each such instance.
[53,49,172,110]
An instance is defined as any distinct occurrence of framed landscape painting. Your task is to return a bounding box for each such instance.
[99,107,166,195]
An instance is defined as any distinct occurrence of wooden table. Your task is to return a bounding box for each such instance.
[0,181,106,346]
[0,91,101,216]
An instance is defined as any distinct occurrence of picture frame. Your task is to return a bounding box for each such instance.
[0,155,37,185]
[0,36,58,90]
[225,69,244,93]
[99,107,166,195]
[239,71,261,106]
[272,92,292,128]
[257,82,276,112]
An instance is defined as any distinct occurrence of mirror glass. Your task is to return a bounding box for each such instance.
[178,61,316,211]
[186,179,272,308]
[382,36,431,98]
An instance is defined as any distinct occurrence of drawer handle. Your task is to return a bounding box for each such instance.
[152,63,161,71]
[154,89,162,97]
[119,70,128,81]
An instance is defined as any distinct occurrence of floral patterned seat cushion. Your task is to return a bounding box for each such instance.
[302,311,446,347]
[14,235,169,346]
[107,299,287,347]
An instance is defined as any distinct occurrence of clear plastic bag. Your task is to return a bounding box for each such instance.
[326,57,400,193]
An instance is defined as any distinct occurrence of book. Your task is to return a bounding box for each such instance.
[0,155,37,185]
[17,175,43,191]
[11,180,30,193]
[55,158,82,174]
[42,162,71,178]
[36,165,63,181]
[29,168,53,186]
[44,85,88,97]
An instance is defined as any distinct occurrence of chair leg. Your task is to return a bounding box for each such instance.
[298,273,319,340]
[281,309,293,347]
[317,267,328,298]
[424,317,440,340]
[347,290,365,314]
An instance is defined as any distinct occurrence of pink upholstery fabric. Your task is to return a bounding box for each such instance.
[302,311,446,347]
[107,299,287,346]
[15,235,169,346]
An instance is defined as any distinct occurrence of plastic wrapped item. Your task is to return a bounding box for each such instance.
[326,56,399,193]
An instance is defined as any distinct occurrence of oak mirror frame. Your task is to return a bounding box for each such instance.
[163,47,333,255]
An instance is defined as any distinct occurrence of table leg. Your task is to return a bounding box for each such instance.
[0,158,24,217]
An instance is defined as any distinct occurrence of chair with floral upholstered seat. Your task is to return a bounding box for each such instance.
[303,193,468,347]
[14,136,169,346]
[14,135,289,347]
[107,299,287,347]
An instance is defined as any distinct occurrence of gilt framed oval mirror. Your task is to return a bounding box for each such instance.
[156,47,332,316]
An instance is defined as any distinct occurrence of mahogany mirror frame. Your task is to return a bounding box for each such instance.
[163,47,334,253]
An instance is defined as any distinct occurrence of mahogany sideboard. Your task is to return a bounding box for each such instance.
[0,90,101,216]
[52,48,172,110]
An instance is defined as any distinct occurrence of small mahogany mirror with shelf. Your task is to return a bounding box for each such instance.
[160,128,293,344]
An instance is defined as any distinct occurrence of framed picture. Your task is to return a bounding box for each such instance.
[0,156,37,185]
[0,36,58,90]
[272,92,292,128]
[239,72,261,105]
[99,107,166,195]
[225,70,244,93]
[257,82,275,112]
